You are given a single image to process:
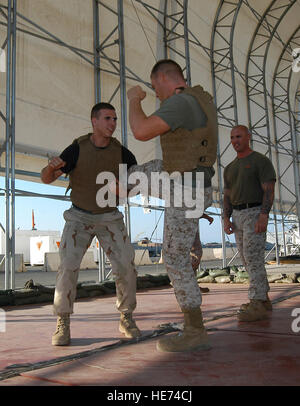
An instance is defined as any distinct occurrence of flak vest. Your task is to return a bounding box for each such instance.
[160,85,218,174]
[68,134,122,214]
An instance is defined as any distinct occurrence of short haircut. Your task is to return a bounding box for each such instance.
[231,125,251,135]
[151,59,184,80]
[91,102,115,120]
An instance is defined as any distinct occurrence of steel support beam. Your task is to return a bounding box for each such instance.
[272,26,300,255]
[246,0,297,261]
[211,0,244,268]
[1,0,17,289]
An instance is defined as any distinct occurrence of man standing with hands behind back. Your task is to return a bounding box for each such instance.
[223,125,276,322]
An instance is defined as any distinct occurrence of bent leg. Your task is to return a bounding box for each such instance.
[163,206,202,309]
[95,211,137,314]
[53,209,93,315]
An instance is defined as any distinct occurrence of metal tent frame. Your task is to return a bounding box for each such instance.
[1,0,299,289]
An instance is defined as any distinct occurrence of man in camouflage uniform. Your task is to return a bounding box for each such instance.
[127,59,218,352]
[41,102,141,346]
[223,125,276,322]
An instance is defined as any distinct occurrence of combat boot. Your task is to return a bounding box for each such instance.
[237,299,268,322]
[156,307,211,352]
[119,312,141,338]
[240,296,272,312]
[52,314,70,346]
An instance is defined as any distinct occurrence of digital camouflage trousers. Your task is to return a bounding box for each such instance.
[128,159,212,309]
[232,206,270,301]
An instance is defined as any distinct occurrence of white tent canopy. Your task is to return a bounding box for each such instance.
[1,0,300,288]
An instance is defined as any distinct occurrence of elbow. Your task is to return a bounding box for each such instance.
[132,130,147,141]
[132,128,155,141]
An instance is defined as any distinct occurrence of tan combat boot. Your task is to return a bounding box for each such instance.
[237,299,268,322]
[52,314,71,346]
[156,307,211,352]
[119,313,141,338]
[240,296,272,313]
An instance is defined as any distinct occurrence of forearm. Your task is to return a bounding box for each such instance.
[260,181,275,215]
[223,190,233,220]
[223,190,234,234]
[41,165,61,184]
[128,98,148,140]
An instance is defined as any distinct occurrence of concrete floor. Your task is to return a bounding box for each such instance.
[0,282,299,388]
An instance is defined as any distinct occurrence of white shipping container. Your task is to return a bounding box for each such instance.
[0,229,61,263]
[30,236,61,265]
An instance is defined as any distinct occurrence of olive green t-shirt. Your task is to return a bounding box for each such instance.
[153,92,215,187]
[223,151,276,206]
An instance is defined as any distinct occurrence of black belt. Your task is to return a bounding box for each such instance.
[232,202,261,211]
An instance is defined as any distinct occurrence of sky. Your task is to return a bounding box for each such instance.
[0,177,229,244]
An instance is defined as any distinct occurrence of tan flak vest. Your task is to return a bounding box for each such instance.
[68,134,122,214]
[160,85,218,173]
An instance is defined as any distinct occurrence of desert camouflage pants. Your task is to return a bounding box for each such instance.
[128,159,212,309]
[232,206,269,301]
[53,207,137,315]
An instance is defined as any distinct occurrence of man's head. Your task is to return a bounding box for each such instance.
[150,59,186,101]
[230,125,252,156]
[91,102,117,139]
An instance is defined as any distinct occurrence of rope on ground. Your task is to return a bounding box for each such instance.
[0,323,180,382]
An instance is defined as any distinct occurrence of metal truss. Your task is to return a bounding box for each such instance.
[211,0,243,130]
[294,81,300,146]
[1,0,300,288]
[210,0,299,265]
[245,0,298,260]
[0,0,17,289]
[272,25,300,254]
[246,0,296,155]
[211,0,244,267]
[134,0,210,84]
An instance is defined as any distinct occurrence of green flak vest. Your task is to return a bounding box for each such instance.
[160,85,218,174]
[68,134,122,214]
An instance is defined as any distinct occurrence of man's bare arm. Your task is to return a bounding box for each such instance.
[201,213,214,224]
[127,86,170,141]
[260,181,275,215]
[255,180,275,233]
[223,187,233,220]
[41,157,65,184]
[223,187,234,234]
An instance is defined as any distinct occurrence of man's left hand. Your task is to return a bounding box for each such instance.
[255,213,269,233]
[127,85,146,101]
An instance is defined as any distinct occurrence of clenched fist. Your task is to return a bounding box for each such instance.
[127,85,146,102]
[48,157,66,172]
